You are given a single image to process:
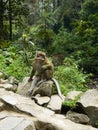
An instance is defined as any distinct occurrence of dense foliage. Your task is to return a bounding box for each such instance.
[0,46,30,81]
[0,0,98,94]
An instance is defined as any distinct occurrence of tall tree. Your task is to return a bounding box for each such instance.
[9,0,12,40]
[0,0,4,41]
[74,0,98,74]
[35,0,56,49]
[0,0,29,42]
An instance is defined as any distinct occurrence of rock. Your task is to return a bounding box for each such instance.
[66,91,82,100]
[32,80,53,97]
[0,88,54,118]
[0,88,97,130]
[14,119,36,130]
[0,117,23,130]
[0,111,8,120]
[0,79,8,84]
[0,77,17,92]
[32,96,50,105]
[0,117,36,130]
[8,76,19,85]
[78,89,98,125]
[66,111,90,124]
[47,94,63,113]
[0,83,13,90]
[35,115,97,130]
[17,77,31,95]
[0,110,37,121]
[2,95,18,105]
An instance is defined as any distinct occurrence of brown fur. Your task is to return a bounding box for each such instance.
[28,51,54,81]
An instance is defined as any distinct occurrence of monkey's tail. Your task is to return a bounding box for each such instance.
[51,78,63,99]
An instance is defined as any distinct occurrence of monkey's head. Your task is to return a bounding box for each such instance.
[35,51,46,62]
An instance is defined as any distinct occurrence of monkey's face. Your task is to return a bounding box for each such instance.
[35,51,46,63]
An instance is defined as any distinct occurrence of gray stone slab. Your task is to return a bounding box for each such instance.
[2,95,18,105]
[14,119,36,130]
[47,95,62,113]
[0,117,24,130]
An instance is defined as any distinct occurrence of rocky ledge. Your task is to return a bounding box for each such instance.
[0,74,98,130]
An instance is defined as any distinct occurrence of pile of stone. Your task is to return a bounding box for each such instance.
[0,72,98,130]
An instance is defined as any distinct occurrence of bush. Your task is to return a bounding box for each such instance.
[0,46,32,81]
[54,57,91,95]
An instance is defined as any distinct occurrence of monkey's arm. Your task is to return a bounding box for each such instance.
[28,63,36,82]
[42,63,54,71]
[28,70,35,82]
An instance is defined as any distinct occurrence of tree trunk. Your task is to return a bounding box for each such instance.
[80,0,83,9]
[0,0,4,41]
[9,0,12,41]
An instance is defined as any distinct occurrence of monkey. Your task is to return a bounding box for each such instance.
[26,51,54,96]
[29,51,54,81]
[26,51,63,99]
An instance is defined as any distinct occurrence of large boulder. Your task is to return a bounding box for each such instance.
[78,89,98,126]
[66,111,90,124]
[32,80,53,97]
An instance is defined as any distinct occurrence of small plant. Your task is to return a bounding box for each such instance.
[62,94,81,109]
[62,99,78,109]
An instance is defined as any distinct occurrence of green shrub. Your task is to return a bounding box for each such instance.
[54,57,91,95]
[0,46,32,81]
[62,93,82,109]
